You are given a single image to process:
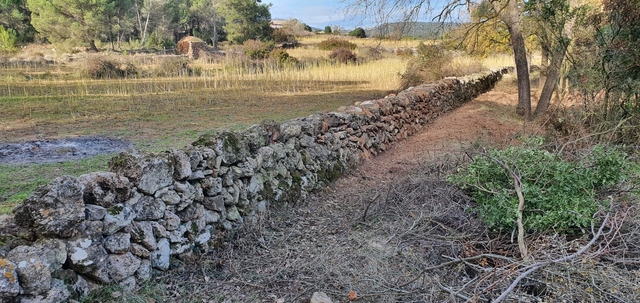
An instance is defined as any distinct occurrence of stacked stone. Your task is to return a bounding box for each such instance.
[0,69,506,302]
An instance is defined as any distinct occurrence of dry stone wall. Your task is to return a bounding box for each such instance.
[0,69,506,302]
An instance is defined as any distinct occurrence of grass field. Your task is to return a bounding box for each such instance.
[0,36,514,213]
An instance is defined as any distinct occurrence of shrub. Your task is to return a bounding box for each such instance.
[243,39,273,59]
[349,27,367,38]
[324,26,332,34]
[329,48,357,64]
[399,42,451,89]
[269,49,297,65]
[83,56,137,79]
[448,140,628,233]
[0,26,18,53]
[153,56,192,77]
[317,38,357,51]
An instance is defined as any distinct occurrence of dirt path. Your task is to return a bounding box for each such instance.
[127,77,531,303]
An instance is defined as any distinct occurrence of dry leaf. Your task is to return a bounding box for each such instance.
[348,290,358,301]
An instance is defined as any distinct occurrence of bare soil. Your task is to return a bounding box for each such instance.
[128,76,545,302]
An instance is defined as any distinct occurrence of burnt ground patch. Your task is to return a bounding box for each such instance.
[0,136,132,164]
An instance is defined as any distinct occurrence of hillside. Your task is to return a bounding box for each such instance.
[368,21,460,39]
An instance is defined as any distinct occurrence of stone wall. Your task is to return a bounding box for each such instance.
[0,69,506,302]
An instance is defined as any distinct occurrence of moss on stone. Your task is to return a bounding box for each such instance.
[107,204,124,215]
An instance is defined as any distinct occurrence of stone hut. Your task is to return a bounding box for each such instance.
[177,36,208,59]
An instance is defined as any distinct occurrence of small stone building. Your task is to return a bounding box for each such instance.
[177,36,208,59]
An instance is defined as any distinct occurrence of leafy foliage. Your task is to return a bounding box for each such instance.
[0,25,18,53]
[243,39,273,59]
[348,27,366,38]
[317,38,357,51]
[399,42,451,89]
[324,26,332,34]
[217,0,272,44]
[449,141,628,233]
[269,49,297,65]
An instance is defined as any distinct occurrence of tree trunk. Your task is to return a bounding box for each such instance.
[539,46,548,91]
[495,0,532,119]
[534,45,567,116]
[89,40,99,52]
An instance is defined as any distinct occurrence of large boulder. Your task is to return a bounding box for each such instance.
[13,176,85,238]
[66,238,110,283]
[7,246,52,295]
[78,172,131,208]
[109,152,173,195]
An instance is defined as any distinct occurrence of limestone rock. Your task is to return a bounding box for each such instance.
[131,196,166,221]
[176,203,204,222]
[107,252,141,282]
[7,246,52,295]
[201,177,223,196]
[85,204,107,221]
[130,243,150,259]
[155,188,181,205]
[104,233,131,254]
[32,239,67,273]
[202,195,225,212]
[136,259,152,281]
[226,206,242,222]
[0,259,20,299]
[119,276,137,292]
[66,238,109,282]
[151,238,170,270]
[310,292,333,303]
[164,211,181,231]
[130,221,157,250]
[102,205,136,236]
[109,152,173,195]
[19,279,70,303]
[78,172,131,208]
[171,150,192,180]
[13,175,85,238]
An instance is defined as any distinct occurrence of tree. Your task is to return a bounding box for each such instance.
[342,0,533,119]
[27,0,119,51]
[217,0,272,44]
[324,25,332,34]
[0,0,35,43]
[349,27,367,38]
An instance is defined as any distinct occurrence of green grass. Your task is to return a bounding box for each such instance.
[0,154,112,214]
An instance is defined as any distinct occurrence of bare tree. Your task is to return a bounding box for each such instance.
[341,0,533,119]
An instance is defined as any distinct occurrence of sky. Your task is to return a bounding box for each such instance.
[267,0,351,29]
[266,0,465,30]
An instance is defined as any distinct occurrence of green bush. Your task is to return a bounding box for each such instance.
[399,42,451,89]
[0,26,18,53]
[329,48,357,64]
[349,27,367,38]
[243,39,273,59]
[448,140,628,233]
[269,49,297,65]
[317,38,357,51]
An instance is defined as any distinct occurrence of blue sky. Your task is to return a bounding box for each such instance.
[267,0,349,29]
[266,1,465,29]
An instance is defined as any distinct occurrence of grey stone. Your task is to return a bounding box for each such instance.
[130,243,150,259]
[0,258,20,299]
[177,203,204,222]
[231,161,254,178]
[202,195,225,212]
[188,170,205,181]
[109,152,173,195]
[193,183,204,202]
[212,131,249,165]
[32,239,67,273]
[78,172,131,208]
[107,252,141,282]
[7,246,52,295]
[164,211,181,231]
[201,177,223,196]
[72,275,91,298]
[151,238,170,270]
[81,220,104,237]
[119,276,137,292]
[203,210,220,224]
[66,238,109,282]
[167,225,187,243]
[151,221,168,238]
[136,259,152,281]
[310,292,333,303]
[195,231,211,246]
[104,233,131,254]
[155,188,181,205]
[188,150,204,170]
[130,221,157,250]
[172,150,192,180]
[85,204,107,221]
[19,279,70,303]
[280,121,302,140]
[102,205,136,235]
[132,196,166,221]
[13,175,85,238]
[227,206,242,222]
